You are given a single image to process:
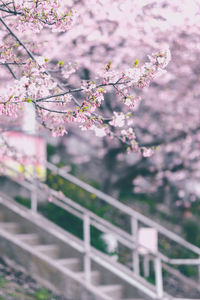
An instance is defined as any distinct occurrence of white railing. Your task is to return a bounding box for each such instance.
[2,161,200,299]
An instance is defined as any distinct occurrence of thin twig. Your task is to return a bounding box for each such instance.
[5,62,17,79]
[0,17,36,61]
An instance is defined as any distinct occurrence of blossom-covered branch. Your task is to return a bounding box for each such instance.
[0,0,171,157]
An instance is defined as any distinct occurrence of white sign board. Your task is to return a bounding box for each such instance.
[138,228,158,255]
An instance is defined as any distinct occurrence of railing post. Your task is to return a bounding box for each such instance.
[83,214,91,284]
[131,216,139,275]
[198,255,200,282]
[31,171,38,213]
[155,256,163,298]
[143,255,150,278]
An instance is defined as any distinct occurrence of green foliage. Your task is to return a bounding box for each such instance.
[46,169,109,219]
[178,265,197,278]
[58,60,63,67]
[183,220,200,246]
[90,226,107,252]
[39,201,107,252]
[33,288,51,300]
[0,275,8,288]
[14,196,31,209]
[134,59,139,66]
[45,168,124,240]
[46,144,57,161]
[120,188,156,215]
[39,202,83,240]
[8,292,18,299]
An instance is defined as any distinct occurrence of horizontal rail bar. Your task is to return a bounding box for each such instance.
[2,162,200,267]
[0,188,198,300]
[47,185,136,243]
[150,252,200,268]
[47,162,200,256]
[3,162,200,256]
[40,185,162,255]
[39,185,200,266]
[168,258,200,265]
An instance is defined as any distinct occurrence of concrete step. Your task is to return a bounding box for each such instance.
[0,198,158,300]
[34,244,59,259]
[98,284,123,299]
[0,222,19,234]
[56,258,81,272]
[77,270,101,285]
[15,233,40,245]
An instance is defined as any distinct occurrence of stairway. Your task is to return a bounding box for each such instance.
[1,162,200,300]
[0,194,146,300]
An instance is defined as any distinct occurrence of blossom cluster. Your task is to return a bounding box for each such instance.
[101,48,171,110]
[0,1,171,158]
[9,0,78,33]
[0,43,19,63]
[0,46,170,155]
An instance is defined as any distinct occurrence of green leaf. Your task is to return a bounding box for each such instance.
[58,60,64,67]
[134,59,139,66]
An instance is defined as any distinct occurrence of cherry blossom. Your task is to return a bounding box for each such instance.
[0,0,171,167]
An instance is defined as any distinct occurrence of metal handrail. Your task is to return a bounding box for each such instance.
[47,162,200,256]
[48,184,200,265]
[2,161,200,299]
